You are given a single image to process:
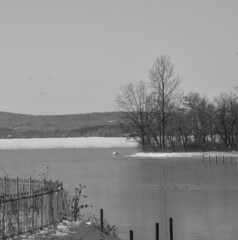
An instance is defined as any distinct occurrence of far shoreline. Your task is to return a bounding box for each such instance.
[129,151,238,158]
[0,137,237,160]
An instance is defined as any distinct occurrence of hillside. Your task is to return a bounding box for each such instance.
[0,111,124,138]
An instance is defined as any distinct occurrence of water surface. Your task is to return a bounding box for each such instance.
[0,148,238,240]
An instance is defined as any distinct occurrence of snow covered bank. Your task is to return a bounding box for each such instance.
[129,151,238,158]
[0,137,138,150]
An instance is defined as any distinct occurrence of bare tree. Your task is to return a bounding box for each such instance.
[174,108,193,152]
[214,92,238,150]
[183,92,215,151]
[148,55,182,151]
[115,81,153,151]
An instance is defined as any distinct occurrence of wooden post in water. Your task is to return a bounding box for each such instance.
[230,156,232,164]
[208,155,211,163]
[222,156,225,164]
[156,223,159,240]
[130,230,134,240]
[100,209,104,229]
[202,155,204,162]
[169,218,173,240]
[215,155,217,164]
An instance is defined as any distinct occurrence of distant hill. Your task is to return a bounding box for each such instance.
[0,111,125,138]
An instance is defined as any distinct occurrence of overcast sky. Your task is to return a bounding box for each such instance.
[0,0,237,115]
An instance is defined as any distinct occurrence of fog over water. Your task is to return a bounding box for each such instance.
[0,137,137,149]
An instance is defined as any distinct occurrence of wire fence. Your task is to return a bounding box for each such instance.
[0,177,68,239]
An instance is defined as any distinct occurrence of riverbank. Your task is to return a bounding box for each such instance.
[129,151,238,158]
[21,219,121,240]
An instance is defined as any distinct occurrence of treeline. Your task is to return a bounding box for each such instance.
[115,55,238,152]
[0,125,123,139]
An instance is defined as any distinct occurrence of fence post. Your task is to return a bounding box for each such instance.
[23,192,26,233]
[16,177,19,193]
[2,199,5,240]
[156,223,159,240]
[60,182,63,217]
[41,188,44,229]
[56,181,59,217]
[29,178,34,231]
[43,178,46,189]
[2,177,6,239]
[29,177,32,193]
[43,178,46,227]
[169,218,173,240]
[69,195,71,220]
[3,175,7,238]
[30,179,35,231]
[49,180,54,226]
[16,177,20,234]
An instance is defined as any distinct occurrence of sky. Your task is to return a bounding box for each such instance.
[0,0,237,115]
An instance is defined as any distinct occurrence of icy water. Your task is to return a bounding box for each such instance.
[0,148,238,240]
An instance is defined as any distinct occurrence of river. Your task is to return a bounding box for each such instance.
[0,147,238,240]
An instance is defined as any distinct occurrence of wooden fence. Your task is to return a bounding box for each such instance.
[0,177,68,239]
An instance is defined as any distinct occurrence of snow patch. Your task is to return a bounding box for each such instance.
[20,220,85,239]
[129,151,238,158]
[108,120,115,123]
[53,231,69,236]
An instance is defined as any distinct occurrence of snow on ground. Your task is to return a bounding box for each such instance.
[20,220,87,239]
[129,151,238,158]
[0,137,137,150]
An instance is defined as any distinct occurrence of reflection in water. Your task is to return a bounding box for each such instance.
[0,148,238,240]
